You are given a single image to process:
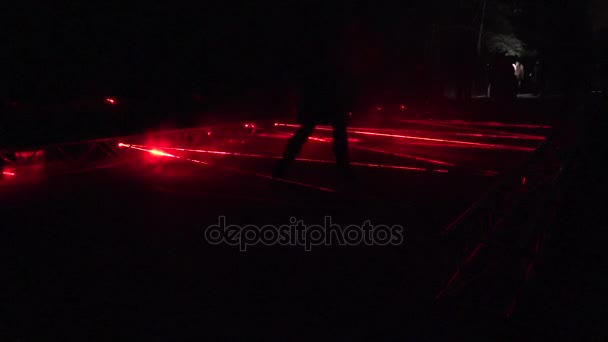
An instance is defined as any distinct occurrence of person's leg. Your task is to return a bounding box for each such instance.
[273,120,316,177]
[332,117,351,175]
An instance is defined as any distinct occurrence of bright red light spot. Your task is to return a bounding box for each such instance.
[149,149,173,157]
[2,171,16,177]
[274,122,279,127]
[244,124,250,128]
[118,142,125,148]
[106,98,116,104]
[400,105,407,110]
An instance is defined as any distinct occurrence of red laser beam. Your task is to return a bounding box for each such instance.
[273,123,536,151]
[123,144,336,192]
[127,144,456,174]
[349,145,455,166]
[428,119,552,129]
[257,133,361,143]
[391,141,536,151]
[398,119,546,140]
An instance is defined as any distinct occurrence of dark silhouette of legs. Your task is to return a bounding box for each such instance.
[273,120,316,178]
[332,118,350,173]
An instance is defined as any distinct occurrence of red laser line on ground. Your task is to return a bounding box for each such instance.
[430,120,552,129]
[257,133,361,143]
[128,144,452,174]
[274,123,536,151]
[278,122,544,141]
[123,144,336,193]
[388,140,536,152]
[398,119,547,140]
[349,145,455,166]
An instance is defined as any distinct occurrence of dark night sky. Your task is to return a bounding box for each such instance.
[6,0,603,103]
[7,1,432,100]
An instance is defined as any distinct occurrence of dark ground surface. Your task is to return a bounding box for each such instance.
[1,97,607,340]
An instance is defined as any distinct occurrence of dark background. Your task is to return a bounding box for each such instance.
[3,0,606,143]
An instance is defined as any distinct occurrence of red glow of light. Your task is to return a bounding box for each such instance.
[244,124,250,128]
[400,105,406,110]
[394,141,535,151]
[273,123,535,151]
[308,137,332,142]
[351,145,454,166]
[129,144,438,173]
[399,119,546,140]
[256,133,361,143]
[451,132,545,141]
[2,171,16,177]
[118,142,126,148]
[522,176,526,185]
[274,122,279,127]
[351,162,426,171]
[207,131,212,136]
[133,145,267,158]
[376,106,382,111]
[149,149,177,157]
[126,144,335,193]
[348,112,352,116]
[127,145,180,159]
[344,129,536,151]
[105,98,116,104]
[434,120,551,129]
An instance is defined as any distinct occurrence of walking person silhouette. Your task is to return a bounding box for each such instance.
[273,8,356,183]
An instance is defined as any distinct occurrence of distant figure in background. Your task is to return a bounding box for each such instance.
[514,61,525,91]
[273,8,355,181]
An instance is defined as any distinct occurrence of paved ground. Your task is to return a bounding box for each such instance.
[4,103,601,339]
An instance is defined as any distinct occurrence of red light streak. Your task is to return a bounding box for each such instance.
[450,132,545,141]
[256,133,361,143]
[398,119,546,140]
[2,171,16,177]
[350,145,455,166]
[410,141,534,151]
[149,149,176,157]
[105,98,116,104]
[122,144,336,193]
[273,123,536,150]
[351,162,425,171]
[431,120,551,129]
[132,145,267,158]
[127,144,455,174]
